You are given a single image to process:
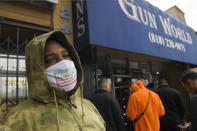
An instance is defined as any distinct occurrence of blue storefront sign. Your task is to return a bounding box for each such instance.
[85,0,197,65]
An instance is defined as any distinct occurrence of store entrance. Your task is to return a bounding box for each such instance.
[111,57,152,130]
[93,47,190,130]
[96,53,152,130]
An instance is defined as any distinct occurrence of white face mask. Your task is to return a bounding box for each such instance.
[46,60,77,92]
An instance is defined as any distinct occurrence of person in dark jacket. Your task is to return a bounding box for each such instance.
[89,78,124,131]
[156,79,185,131]
[181,70,197,131]
[147,83,155,91]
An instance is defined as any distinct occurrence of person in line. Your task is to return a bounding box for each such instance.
[0,31,105,131]
[147,83,155,91]
[180,70,197,131]
[126,80,165,131]
[89,78,125,131]
[156,79,185,131]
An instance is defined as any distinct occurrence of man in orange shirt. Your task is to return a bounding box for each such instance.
[126,80,165,131]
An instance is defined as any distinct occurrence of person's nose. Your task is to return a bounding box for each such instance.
[57,55,64,63]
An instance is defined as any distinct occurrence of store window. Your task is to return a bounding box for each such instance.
[95,53,110,78]
[0,21,48,113]
[0,54,27,102]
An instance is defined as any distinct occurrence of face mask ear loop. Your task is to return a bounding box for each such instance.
[80,84,85,118]
[53,89,60,131]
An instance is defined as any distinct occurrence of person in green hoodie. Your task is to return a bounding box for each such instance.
[0,31,105,131]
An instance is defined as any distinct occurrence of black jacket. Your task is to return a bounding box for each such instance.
[190,91,197,131]
[89,90,124,131]
[156,86,185,124]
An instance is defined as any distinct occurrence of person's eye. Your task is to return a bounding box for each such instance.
[63,54,70,59]
[45,58,56,65]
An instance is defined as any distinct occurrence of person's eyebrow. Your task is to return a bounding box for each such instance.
[62,50,69,54]
[44,53,55,58]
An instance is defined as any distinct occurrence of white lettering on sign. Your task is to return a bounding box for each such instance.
[118,0,193,53]
[158,16,192,44]
[149,32,165,46]
[149,32,186,52]
[76,0,85,37]
[119,0,140,22]
[118,0,158,30]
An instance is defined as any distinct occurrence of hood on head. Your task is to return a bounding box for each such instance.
[130,80,146,93]
[25,31,84,103]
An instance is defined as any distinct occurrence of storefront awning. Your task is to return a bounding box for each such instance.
[86,0,197,65]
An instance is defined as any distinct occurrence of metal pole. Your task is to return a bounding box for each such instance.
[23,78,25,100]
[12,77,13,103]
[126,58,131,87]
[148,61,154,86]
[108,55,115,95]
[16,27,19,105]
[25,77,28,99]
[0,24,1,41]
[93,47,98,90]
[5,38,10,112]
[0,19,51,32]
[22,78,25,99]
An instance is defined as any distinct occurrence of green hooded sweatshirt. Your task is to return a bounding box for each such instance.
[0,31,105,131]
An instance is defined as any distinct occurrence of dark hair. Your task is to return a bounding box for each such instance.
[147,83,154,88]
[159,79,168,86]
[46,34,64,47]
[180,70,197,83]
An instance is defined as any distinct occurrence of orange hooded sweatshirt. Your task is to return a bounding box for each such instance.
[126,80,165,131]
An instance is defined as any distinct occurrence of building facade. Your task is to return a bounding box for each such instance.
[0,0,73,113]
[71,0,197,129]
[0,1,197,128]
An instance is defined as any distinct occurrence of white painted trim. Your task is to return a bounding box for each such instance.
[43,0,58,4]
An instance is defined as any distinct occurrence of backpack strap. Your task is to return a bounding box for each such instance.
[134,89,151,123]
